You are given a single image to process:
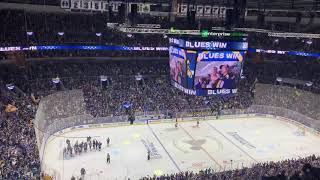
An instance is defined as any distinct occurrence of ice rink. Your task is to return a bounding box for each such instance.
[42,116,320,180]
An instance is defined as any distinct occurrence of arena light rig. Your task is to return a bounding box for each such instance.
[27,31,34,36]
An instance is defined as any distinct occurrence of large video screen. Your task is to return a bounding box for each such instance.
[194,51,244,89]
[169,46,187,87]
[169,49,244,96]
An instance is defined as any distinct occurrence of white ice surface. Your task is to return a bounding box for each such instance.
[42,117,320,180]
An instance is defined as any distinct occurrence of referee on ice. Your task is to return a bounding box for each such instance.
[107,153,110,164]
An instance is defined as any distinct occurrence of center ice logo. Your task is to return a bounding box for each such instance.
[184,139,206,150]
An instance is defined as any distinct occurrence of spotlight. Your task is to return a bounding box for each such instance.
[100,75,108,82]
[276,77,283,83]
[306,81,313,87]
[27,31,34,36]
[52,77,60,84]
[135,73,143,81]
[100,75,109,89]
[306,40,312,45]
[6,84,15,90]
[58,32,64,36]
[51,77,65,91]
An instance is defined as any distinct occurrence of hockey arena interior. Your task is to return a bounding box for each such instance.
[1,0,320,179]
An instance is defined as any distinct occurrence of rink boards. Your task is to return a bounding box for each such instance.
[41,115,320,180]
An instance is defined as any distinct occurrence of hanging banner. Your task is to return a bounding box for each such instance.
[110,2,119,12]
[61,0,70,9]
[219,7,226,18]
[204,6,212,16]
[189,4,195,12]
[196,5,204,16]
[91,1,102,11]
[81,0,91,10]
[212,6,219,18]
[102,2,108,11]
[128,3,134,12]
[141,4,150,13]
[180,4,188,15]
[138,4,143,12]
[71,0,81,9]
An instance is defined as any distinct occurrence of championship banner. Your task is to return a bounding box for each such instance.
[219,7,226,18]
[140,4,150,13]
[188,4,195,12]
[128,3,134,12]
[204,6,212,16]
[91,1,102,11]
[138,4,145,13]
[102,2,108,11]
[212,6,219,18]
[81,0,91,10]
[180,4,188,15]
[110,2,119,12]
[196,5,204,16]
[61,0,70,9]
[71,0,81,9]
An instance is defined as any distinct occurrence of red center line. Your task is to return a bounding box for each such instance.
[179,124,223,169]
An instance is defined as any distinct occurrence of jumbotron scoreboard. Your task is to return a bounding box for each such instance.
[169,32,248,96]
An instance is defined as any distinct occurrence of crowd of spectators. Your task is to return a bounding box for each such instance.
[254,84,320,120]
[141,155,320,180]
[0,85,41,179]
[0,58,319,179]
[0,57,319,118]
[0,59,256,117]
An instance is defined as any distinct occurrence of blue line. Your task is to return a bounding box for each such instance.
[205,121,257,163]
[148,124,181,172]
